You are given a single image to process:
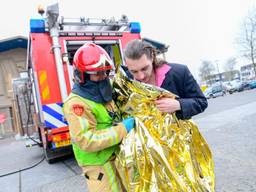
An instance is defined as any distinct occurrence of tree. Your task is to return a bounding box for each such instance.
[198,60,215,83]
[224,57,237,81]
[237,8,256,78]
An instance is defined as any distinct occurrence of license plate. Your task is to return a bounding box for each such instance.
[55,140,71,148]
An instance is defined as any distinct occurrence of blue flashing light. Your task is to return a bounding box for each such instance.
[30,19,45,33]
[129,22,141,33]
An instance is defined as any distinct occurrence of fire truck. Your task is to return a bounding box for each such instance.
[27,3,141,163]
[27,3,168,163]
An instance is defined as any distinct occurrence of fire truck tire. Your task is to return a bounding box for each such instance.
[43,148,57,164]
[43,146,73,164]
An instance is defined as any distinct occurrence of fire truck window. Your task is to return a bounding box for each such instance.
[112,44,122,68]
[101,44,123,70]
[66,43,123,71]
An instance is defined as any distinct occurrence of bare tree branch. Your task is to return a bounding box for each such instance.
[224,57,237,81]
[199,60,215,82]
[237,8,256,77]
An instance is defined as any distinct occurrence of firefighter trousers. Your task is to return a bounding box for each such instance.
[82,159,126,192]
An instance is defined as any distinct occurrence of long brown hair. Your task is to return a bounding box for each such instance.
[124,39,166,69]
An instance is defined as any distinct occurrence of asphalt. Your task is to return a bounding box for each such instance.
[0,137,88,192]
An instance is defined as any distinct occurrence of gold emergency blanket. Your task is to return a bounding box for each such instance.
[112,72,215,192]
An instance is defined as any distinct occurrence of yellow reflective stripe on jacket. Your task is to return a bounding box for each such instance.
[103,162,119,192]
[82,126,119,146]
[78,116,89,133]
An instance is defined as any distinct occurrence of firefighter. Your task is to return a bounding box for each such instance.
[63,43,134,192]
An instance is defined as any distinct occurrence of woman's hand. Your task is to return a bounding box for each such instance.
[154,98,181,113]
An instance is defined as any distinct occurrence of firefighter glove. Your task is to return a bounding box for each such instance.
[122,117,135,133]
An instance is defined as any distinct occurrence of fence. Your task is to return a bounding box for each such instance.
[12,78,36,136]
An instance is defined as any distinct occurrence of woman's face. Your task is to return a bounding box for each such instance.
[125,54,154,84]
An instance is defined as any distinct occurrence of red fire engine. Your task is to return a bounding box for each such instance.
[27,3,168,163]
[27,3,141,163]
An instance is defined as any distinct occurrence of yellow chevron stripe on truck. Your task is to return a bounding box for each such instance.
[39,70,50,100]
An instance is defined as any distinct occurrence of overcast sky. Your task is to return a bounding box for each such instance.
[1,0,256,79]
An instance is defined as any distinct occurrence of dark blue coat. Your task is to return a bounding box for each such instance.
[160,63,207,119]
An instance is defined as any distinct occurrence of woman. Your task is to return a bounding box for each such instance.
[123,39,208,119]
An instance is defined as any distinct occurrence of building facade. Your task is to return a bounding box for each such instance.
[0,36,27,137]
[240,63,256,81]
[205,70,240,85]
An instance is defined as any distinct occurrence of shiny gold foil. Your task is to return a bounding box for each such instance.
[113,71,215,192]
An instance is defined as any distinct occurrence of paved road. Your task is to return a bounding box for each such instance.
[195,89,256,119]
[194,89,256,192]
[0,138,87,192]
[0,89,255,192]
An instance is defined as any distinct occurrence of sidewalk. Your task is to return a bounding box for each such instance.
[0,137,88,192]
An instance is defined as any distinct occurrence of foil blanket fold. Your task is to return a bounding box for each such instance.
[113,72,215,192]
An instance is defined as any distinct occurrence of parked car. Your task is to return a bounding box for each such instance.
[237,81,251,92]
[227,80,242,94]
[248,80,256,89]
[204,85,225,99]
[222,82,232,93]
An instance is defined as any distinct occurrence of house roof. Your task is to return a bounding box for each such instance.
[0,36,28,52]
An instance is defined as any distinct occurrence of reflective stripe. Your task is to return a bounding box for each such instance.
[82,127,118,145]
[106,127,119,146]
[43,104,65,122]
[43,111,67,128]
[48,103,64,114]
[103,162,119,192]
[42,103,68,128]
[78,117,89,133]
[112,128,119,145]
[39,70,50,100]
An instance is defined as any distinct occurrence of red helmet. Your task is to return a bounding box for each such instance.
[73,43,113,74]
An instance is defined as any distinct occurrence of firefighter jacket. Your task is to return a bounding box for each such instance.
[63,93,127,166]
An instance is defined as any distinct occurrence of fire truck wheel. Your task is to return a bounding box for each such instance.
[43,148,57,164]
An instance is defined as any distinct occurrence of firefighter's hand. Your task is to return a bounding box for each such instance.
[155,98,181,113]
[122,117,135,133]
